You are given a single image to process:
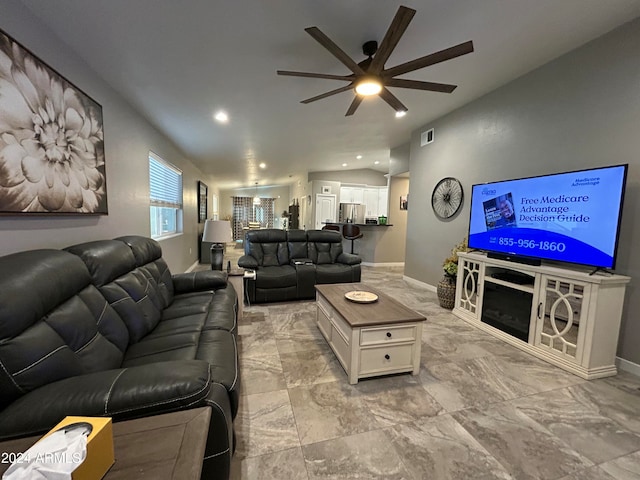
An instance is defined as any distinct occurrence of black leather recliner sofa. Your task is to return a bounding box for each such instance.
[238,229,361,303]
[0,235,238,480]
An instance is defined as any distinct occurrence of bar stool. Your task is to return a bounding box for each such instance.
[342,224,363,254]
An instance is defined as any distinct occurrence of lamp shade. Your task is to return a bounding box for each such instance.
[202,220,232,244]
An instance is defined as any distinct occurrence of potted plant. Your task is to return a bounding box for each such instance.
[437,238,468,309]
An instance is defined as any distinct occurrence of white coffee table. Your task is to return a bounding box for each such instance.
[315,283,426,384]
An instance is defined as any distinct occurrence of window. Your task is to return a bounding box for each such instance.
[149,152,183,238]
[231,196,275,240]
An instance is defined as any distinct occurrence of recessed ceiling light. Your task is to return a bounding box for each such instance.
[214,111,229,123]
[374,161,380,165]
[342,163,348,167]
[395,110,407,118]
[259,162,266,169]
[356,155,362,159]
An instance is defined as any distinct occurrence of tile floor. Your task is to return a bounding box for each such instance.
[213,248,640,480]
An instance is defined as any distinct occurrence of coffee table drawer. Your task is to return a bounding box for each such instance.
[360,325,417,346]
[359,344,414,375]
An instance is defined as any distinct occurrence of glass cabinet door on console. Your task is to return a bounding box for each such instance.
[533,276,589,363]
[455,257,482,320]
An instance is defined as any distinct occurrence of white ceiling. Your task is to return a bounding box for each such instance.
[21,0,640,189]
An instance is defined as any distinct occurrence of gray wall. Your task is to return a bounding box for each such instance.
[219,185,291,229]
[0,0,212,272]
[355,176,409,264]
[405,18,640,363]
[389,143,410,176]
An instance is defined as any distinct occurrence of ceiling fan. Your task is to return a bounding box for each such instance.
[277,5,474,116]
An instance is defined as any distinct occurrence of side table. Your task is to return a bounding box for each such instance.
[227,269,245,320]
[0,407,211,479]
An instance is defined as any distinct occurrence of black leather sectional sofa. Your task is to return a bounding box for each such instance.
[238,229,361,303]
[0,236,238,480]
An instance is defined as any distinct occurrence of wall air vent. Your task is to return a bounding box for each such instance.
[420,128,434,146]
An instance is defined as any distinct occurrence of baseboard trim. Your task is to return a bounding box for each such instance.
[185,260,200,273]
[402,275,437,293]
[362,262,405,267]
[616,356,640,377]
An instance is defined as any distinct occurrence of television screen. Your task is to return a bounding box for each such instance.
[467,164,628,268]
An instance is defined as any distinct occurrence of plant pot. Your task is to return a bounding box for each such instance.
[437,275,456,309]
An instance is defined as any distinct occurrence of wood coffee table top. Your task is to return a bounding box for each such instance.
[315,283,425,327]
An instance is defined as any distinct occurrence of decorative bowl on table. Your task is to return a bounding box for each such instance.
[344,291,379,304]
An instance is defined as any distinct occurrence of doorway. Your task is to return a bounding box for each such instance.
[315,194,337,230]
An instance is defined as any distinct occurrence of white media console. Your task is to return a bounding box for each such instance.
[453,251,630,379]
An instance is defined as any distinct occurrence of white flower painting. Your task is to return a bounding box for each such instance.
[0,30,107,214]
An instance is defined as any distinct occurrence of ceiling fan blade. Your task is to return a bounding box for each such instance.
[345,96,363,116]
[305,26,366,75]
[301,84,354,104]
[386,78,457,93]
[383,41,474,78]
[277,70,353,81]
[369,6,416,74]
[378,87,407,112]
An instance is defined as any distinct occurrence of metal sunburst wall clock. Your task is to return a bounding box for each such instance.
[431,177,463,219]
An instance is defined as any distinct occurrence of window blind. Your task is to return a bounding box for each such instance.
[149,154,182,208]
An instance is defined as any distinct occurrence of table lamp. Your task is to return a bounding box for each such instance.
[202,220,232,270]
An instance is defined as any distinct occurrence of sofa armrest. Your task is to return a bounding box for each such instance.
[337,252,362,265]
[172,270,228,294]
[0,360,215,440]
[238,255,258,269]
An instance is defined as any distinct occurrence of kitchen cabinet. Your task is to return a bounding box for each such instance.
[378,187,388,217]
[363,188,380,217]
[340,186,364,204]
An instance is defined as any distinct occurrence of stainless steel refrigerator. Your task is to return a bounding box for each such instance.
[339,203,366,224]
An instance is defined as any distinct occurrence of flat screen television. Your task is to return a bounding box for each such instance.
[467,164,628,269]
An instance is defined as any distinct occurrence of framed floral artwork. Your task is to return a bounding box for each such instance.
[0,29,107,215]
[198,181,208,223]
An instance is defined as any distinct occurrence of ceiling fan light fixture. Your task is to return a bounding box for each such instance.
[355,77,382,96]
[253,182,260,205]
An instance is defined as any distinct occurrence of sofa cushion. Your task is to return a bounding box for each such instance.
[287,229,308,259]
[99,270,164,343]
[307,230,342,264]
[116,236,175,307]
[316,263,358,284]
[115,235,162,266]
[0,250,128,410]
[123,329,239,416]
[172,271,228,294]
[122,332,200,365]
[65,240,137,287]
[161,287,236,333]
[67,240,168,344]
[245,229,290,266]
[255,265,297,289]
